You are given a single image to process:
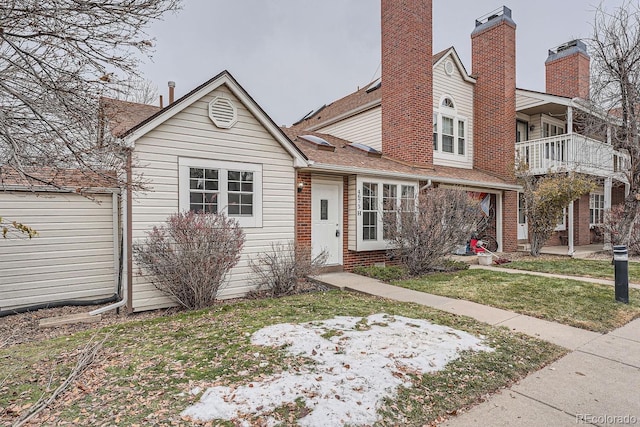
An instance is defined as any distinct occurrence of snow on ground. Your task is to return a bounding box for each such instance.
[181,313,493,426]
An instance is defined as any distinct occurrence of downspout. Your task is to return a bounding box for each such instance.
[90,151,132,316]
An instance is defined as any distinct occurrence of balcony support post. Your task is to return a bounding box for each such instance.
[568,200,575,256]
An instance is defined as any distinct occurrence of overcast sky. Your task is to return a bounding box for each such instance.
[137,0,625,126]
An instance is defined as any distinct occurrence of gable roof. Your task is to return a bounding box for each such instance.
[100,97,161,137]
[290,47,474,131]
[283,129,519,191]
[0,166,117,192]
[107,70,307,167]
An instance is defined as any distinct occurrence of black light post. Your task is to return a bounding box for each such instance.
[613,245,629,304]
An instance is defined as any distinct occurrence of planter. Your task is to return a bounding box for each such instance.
[477,253,493,266]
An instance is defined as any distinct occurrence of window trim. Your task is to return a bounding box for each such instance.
[356,176,418,251]
[179,157,263,228]
[433,95,468,158]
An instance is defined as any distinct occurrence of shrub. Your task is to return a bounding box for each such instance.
[602,204,640,254]
[133,211,245,310]
[384,187,480,275]
[249,241,328,297]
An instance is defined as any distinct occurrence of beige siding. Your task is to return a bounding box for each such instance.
[131,85,296,312]
[433,55,475,169]
[318,107,382,150]
[0,192,116,312]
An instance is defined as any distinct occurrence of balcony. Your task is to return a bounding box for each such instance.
[516,133,629,181]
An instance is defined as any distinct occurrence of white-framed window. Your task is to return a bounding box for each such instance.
[590,192,605,226]
[356,177,418,251]
[179,157,262,228]
[555,207,567,231]
[433,96,467,157]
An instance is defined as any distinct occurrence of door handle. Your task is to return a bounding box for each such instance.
[336,230,341,237]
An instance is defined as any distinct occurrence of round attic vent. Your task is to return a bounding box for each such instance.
[208,96,237,129]
[444,59,455,76]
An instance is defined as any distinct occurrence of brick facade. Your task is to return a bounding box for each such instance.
[381,0,433,165]
[573,194,591,246]
[545,41,590,99]
[295,171,312,247]
[471,8,517,183]
[502,190,519,251]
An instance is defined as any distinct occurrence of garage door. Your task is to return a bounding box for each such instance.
[0,191,118,313]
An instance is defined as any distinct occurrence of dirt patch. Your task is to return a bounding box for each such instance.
[0,304,181,349]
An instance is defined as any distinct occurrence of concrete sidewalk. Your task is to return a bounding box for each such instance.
[312,272,640,426]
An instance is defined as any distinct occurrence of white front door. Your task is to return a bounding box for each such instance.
[312,181,343,265]
[518,192,528,240]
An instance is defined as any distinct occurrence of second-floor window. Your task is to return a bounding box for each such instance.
[434,96,467,156]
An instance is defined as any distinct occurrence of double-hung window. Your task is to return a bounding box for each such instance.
[590,192,605,226]
[179,158,262,228]
[356,177,418,251]
[433,96,467,157]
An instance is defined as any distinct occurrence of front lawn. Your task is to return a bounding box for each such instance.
[396,269,640,333]
[0,291,564,426]
[498,257,640,283]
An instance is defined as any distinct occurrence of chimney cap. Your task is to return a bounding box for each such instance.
[474,6,513,28]
[168,81,176,88]
[546,39,589,62]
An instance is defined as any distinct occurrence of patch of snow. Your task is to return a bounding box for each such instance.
[181,313,492,426]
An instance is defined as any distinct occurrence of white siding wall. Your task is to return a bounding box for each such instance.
[318,107,382,151]
[131,85,296,312]
[0,192,117,312]
[433,56,475,169]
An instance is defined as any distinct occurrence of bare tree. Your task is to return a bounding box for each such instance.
[0,0,181,190]
[384,187,479,275]
[586,1,640,243]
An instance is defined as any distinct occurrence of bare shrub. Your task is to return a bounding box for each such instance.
[133,211,245,310]
[384,187,480,275]
[249,241,328,297]
[602,205,640,253]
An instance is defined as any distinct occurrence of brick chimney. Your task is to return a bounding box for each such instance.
[381,0,433,165]
[545,39,590,99]
[471,6,516,182]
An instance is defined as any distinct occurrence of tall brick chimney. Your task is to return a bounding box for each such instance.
[381,0,433,165]
[471,6,516,182]
[545,39,590,99]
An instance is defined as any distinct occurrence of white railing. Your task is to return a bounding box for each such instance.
[516,133,629,181]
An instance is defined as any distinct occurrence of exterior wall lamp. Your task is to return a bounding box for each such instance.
[297,182,305,193]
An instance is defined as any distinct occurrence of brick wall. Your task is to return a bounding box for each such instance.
[295,171,312,248]
[471,10,517,183]
[381,0,433,165]
[503,190,519,251]
[573,194,591,245]
[545,49,590,99]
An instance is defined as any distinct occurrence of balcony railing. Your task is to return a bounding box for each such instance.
[516,133,629,181]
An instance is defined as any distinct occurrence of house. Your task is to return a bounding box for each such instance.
[2,1,627,314]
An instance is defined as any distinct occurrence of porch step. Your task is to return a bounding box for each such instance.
[518,243,531,252]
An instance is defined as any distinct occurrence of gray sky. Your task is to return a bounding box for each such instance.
[138,0,624,126]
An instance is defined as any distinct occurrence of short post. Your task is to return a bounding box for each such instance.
[613,245,629,304]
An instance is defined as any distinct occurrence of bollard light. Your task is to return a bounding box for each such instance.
[613,245,629,304]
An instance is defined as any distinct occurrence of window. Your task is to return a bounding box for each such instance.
[356,178,418,250]
[362,182,378,241]
[179,158,262,228]
[433,95,467,156]
[457,121,465,156]
[590,193,605,225]
[442,116,454,153]
[382,184,397,239]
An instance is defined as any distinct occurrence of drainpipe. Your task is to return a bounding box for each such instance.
[90,152,132,316]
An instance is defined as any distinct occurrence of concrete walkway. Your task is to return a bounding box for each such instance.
[312,271,640,426]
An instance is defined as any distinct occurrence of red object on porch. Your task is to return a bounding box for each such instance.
[470,238,485,254]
